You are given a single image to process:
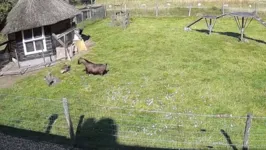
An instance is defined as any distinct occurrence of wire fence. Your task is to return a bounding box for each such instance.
[76,5,106,24]
[95,0,266,18]
[0,93,266,149]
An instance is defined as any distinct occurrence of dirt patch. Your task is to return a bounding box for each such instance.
[0,69,41,89]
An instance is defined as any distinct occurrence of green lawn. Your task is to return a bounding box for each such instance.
[1,17,266,149]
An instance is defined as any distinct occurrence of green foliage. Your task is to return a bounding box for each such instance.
[0,0,17,30]
[0,1,12,21]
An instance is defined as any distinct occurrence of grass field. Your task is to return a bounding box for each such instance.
[1,17,266,149]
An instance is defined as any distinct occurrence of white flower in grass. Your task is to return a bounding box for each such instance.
[165,113,172,119]
[164,125,168,129]
[109,5,112,8]
[198,3,201,7]
[143,127,147,133]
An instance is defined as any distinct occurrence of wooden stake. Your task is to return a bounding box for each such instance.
[62,98,75,142]
[243,113,252,150]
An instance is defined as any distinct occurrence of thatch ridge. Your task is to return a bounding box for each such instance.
[1,0,81,34]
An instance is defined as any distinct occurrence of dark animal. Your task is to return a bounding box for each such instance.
[78,57,109,76]
[116,11,125,15]
[79,29,90,41]
[61,64,71,74]
[44,72,60,86]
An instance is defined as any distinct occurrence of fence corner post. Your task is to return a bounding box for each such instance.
[62,98,75,144]
[243,113,252,150]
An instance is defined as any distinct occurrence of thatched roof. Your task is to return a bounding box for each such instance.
[1,0,81,34]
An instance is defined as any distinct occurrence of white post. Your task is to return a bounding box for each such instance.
[62,98,75,141]
[155,0,159,17]
[243,113,252,150]
[222,2,225,15]
[188,5,192,17]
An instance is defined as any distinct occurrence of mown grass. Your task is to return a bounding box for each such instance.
[1,17,266,149]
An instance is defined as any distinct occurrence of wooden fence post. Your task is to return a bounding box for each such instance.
[41,48,46,65]
[222,1,225,15]
[14,48,21,68]
[105,4,107,17]
[188,4,192,17]
[243,113,252,150]
[62,98,75,143]
[155,0,159,17]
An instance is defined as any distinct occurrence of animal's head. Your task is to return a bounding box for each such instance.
[78,57,83,64]
[103,69,109,75]
[103,64,109,75]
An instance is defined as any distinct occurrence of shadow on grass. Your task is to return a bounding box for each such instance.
[220,129,238,150]
[45,114,58,134]
[194,29,266,45]
[0,115,197,150]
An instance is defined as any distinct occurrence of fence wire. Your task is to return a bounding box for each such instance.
[0,94,266,149]
[98,0,266,18]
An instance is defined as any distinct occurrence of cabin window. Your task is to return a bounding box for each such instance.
[22,27,47,55]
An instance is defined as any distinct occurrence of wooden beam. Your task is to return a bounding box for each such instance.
[0,41,9,47]
[56,27,76,39]
[52,34,71,60]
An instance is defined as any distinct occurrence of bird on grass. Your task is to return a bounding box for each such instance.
[44,72,60,86]
[60,64,71,74]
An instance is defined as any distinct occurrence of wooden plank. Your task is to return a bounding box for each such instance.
[52,34,65,47]
[14,48,20,68]
[0,40,14,47]
[52,34,71,60]
[56,27,76,39]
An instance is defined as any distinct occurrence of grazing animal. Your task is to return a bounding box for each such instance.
[44,72,60,86]
[78,57,109,76]
[61,64,71,74]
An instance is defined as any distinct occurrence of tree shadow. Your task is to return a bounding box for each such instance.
[74,116,197,150]
[220,129,238,150]
[194,29,266,44]
[0,115,197,150]
[75,116,118,149]
[45,114,58,134]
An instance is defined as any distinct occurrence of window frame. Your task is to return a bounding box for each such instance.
[21,27,47,55]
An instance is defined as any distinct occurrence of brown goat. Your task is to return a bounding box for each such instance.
[78,57,109,76]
